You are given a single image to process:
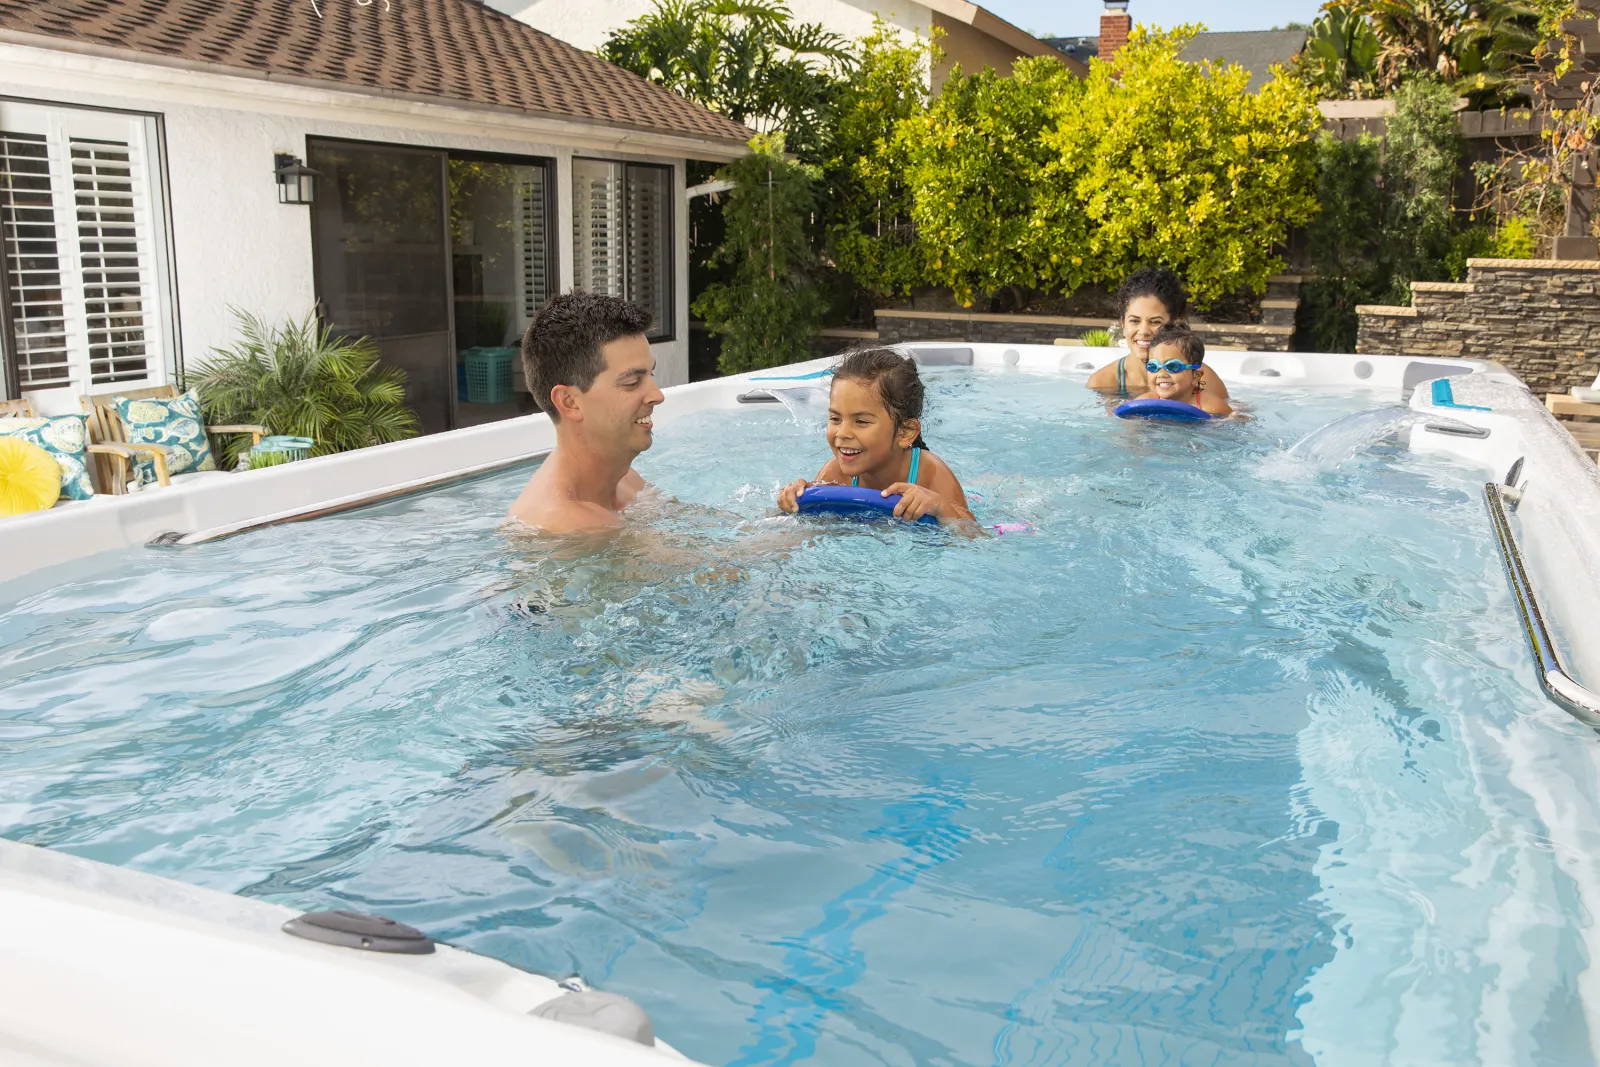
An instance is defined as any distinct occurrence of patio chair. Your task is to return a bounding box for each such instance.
[80,385,265,494]
[3,396,144,497]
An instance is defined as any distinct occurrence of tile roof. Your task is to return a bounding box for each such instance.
[0,0,753,147]
[1179,30,1308,92]
[1045,29,1309,92]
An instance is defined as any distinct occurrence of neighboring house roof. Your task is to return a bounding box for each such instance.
[1044,35,1097,65]
[1044,28,1308,91]
[0,0,752,147]
[1179,29,1307,92]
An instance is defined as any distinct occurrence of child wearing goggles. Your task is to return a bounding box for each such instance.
[777,348,974,524]
[1133,324,1233,416]
[1087,268,1231,402]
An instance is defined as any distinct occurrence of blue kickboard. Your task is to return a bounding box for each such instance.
[796,484,940,525]
[1114,398,1214,422]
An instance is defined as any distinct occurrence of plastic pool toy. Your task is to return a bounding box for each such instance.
[796,484,939,524]
[990,523,1033,535]
[1114,398,1213,422]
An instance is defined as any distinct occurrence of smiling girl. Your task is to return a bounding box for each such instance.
[776,348,973,524]
[1087,268,1230,402]
[1133,323,1233,417]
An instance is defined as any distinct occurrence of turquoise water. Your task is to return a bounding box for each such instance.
[1,370,1594,1065]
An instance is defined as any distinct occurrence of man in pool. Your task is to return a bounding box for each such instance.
[508,292,665,533]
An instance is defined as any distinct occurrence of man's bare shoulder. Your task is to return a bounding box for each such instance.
[507,495,624,535]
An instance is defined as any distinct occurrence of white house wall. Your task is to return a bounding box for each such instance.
[491,0,931,59]
[2,41,707,411]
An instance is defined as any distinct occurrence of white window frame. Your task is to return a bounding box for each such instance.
[0,98,176,414]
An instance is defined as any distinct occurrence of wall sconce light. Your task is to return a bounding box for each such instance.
[273,153,320,205]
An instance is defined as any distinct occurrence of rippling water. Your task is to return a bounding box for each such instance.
[1,371,1594,1066]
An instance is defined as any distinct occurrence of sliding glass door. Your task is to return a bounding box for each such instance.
[309,141,453,435]
[309,141,557,434]
[449,157,554,426]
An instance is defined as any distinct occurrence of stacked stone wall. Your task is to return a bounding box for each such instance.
[873,311,1295,352]
[1356,259,1600,394]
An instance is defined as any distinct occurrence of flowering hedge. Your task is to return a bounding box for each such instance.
[888,26,1322,308]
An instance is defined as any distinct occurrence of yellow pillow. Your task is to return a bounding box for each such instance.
[0,436,63,516]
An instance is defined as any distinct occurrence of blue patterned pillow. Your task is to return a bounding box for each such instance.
[0,414,95,500]
[115,390,216,484]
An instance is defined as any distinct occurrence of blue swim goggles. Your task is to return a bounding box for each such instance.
[1145,359,1203,374]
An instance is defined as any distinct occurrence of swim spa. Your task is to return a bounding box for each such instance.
[4,346,1600,1066]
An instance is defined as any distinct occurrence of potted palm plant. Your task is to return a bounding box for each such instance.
[191,311,420,470]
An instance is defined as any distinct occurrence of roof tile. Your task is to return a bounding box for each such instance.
[0,0,752,146]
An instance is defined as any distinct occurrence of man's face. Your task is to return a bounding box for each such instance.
[577,334,664,455]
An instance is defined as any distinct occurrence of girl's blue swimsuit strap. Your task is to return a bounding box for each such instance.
[852,446,920,488]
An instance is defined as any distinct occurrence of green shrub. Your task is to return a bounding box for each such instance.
[1379,78,1463,302]
[1079,328,1113,347]
[692,134,827,374]
[1303,134,1386,351]
[192,311,419,469]
[1490,215,1537,259]
[897,55,1084,305]
[1043,26,1322,308]
[823,22,938,296]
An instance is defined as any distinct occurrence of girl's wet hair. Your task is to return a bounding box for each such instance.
[1149,322,1205,365]
[832,347,928,449]
[1116,267,1189,322]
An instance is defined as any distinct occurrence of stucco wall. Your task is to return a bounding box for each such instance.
[494,0,930,60]
[2,42,702,411]
[931,12,1023,89]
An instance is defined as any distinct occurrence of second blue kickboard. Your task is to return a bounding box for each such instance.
[796,485,940,524]
[1114,398,1214,422]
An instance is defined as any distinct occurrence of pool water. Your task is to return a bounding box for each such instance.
[1,371,1594,1065]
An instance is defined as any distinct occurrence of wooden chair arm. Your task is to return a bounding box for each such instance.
[111,441,172,488]
[207,424,268,445]
[85,443,136,495]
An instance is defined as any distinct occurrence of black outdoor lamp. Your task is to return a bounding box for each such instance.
[273,153,320,205]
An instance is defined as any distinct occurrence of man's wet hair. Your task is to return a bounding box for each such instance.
[1149,322,1205,365]
[832,347,929,449]
[521,292,652,422]
[1115,267,1189,322]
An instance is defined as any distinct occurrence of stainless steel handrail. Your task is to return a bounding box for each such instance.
[1484,482,1600,726]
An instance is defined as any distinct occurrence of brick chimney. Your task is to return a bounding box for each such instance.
[1099,1,1131,63]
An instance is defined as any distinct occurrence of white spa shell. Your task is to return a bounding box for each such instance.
[4,345,1600,1064]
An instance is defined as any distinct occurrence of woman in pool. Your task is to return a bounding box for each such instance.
[1132,323,1232,417]
[776,348,974,525]
[1087,267,1230,402]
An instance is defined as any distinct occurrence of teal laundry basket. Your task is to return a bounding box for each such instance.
[462,346,519,404]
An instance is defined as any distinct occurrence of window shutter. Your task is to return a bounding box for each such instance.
[518,165,550,318]
[569,160,674,341]
[571,160,623,298]
[623,164,672,339]
[72,137,152,386]
[0,131,72,388]
[0,101,169,408]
